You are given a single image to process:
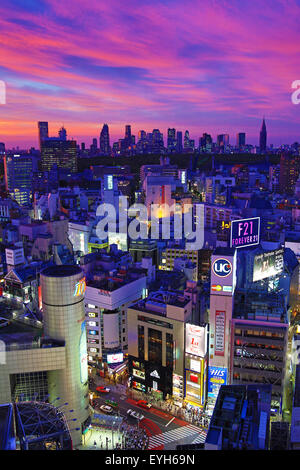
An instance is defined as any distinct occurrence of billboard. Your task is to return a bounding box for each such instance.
[230,217,260,249]
[253,248,284,282]
[185,324,207,358]
[210,252,236,297]
[208,366,227,398]
[215,310,225,356]
[107,353,124,364]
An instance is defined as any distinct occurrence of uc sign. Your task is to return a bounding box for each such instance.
[213,258,232,277]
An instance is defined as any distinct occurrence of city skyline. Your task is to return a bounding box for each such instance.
[0,0,299,147]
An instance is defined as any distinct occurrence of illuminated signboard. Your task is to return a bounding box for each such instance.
[208,367,227,398]
[185,324,207,358]
[230,217,260,249]
[79,321,88,384]
[74,278,86,297]
[107,353,124,364]
[253,248,284,282]
[107,175,113,190]
[212,258,232,278]
[210,252,236,297]
[215,311,225,356]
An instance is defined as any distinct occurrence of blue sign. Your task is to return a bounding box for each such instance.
[212,258,232,277]
[208,366,227,398]
[230,217,260,249]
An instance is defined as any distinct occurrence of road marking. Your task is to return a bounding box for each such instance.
[165,417,175,427]
[148,425,207,450]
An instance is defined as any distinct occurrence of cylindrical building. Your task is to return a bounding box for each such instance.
[40,265,89,447]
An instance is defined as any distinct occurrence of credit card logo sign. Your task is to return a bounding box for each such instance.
[212,258,232,277]
[212,285,222,291]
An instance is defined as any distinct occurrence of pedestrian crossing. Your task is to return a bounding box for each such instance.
[148,424,207,449]
[191,433,207,444]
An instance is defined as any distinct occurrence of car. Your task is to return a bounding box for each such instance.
[127,409,144,421]
[137,400,152,409]
[99,405,114,414]
[105,399,118,409]
[96,386,110,393]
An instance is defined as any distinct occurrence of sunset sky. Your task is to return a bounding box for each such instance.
[0,0,300,148]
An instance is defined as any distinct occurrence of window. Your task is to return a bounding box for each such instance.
[148,328,162,364]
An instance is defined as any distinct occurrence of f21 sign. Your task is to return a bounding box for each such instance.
[230,217,260,249]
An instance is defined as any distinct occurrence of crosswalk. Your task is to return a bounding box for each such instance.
[148,424,207,449]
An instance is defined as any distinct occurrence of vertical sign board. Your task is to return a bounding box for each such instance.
[215,310,225,356]
[230,217,260,249]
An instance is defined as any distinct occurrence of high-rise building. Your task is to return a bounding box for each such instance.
[125,125,132,148]
[279,153,300,194]
[259,118,267,152]
[217,134,229,148]
[236,132,246,148]
[38,122,48,151]
[4,154,37,205]
[176,131,183,152]
[41,139,77,172]
[40,265,90,446]
[99,123,110,155]
[184,130,190,149]
[58,126,67,141]
[0,142,5,154]
[167,128,176,152]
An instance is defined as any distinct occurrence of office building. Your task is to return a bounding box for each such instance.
[41,139,77,172]
[4,153,37,205]
[236,133,246,148]
[100,123,110,155]
[38,122,48,151]
[279,153,300,195]
[127,290,207,405]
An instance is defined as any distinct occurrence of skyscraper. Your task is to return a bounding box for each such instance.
[58,126,67,141]
[38,121,48,151]
[41,139,77,172]
[259,118,267,152]
[99,123,110,155]
[236,132,246,148]
[125,125,132,148]
[176,131,183,152]
[4,153,37,205]
[279,153,300,195]
[167,128,176,152]
[184,130,190,149]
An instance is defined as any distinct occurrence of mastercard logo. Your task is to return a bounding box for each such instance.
[212,285,222,291]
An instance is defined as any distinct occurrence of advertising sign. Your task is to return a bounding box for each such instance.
[79,321,88,384]
[230,217,260,249]
[74,277,86,297]
[210,252,236,296]
[253,248,284,282]
[185,324,207,358]
[215,310,225,356]
[212,258,232,277]
[107,353,124,364]
[208,366,227,398]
